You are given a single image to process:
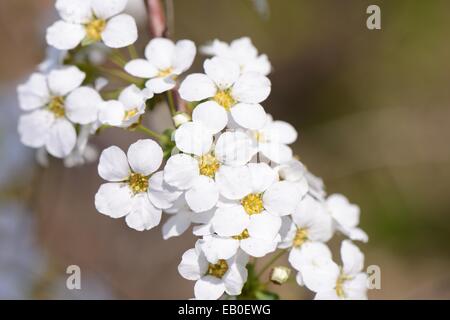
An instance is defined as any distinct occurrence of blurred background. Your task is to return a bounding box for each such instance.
[0,0,449,299]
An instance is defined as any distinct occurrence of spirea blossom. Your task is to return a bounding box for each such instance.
[17,7,371,300]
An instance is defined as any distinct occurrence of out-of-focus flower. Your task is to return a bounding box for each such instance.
[17,66,102,158]
[125,38,196,93]
[47,0,138,50]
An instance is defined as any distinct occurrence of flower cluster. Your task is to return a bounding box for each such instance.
[16,0,370,300]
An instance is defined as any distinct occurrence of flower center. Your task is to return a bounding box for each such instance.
[241,193,264,215]
[232,229,250,240]
[198,154,220,178]
[335,272,352,298]
[213,90,235,111]
[124,108,139,121]
[157,67,173,77]
[207,259,229,279]
[47,96,65,118]
[85,19,106,42]
[128,173,149,194]
[293,228,308,247]
[253,131,266,143]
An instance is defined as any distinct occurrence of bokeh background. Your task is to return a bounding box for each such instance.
[1,0,449,299]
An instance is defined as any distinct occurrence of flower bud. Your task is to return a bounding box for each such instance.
[270,266,291,285]
[172,112,191,127]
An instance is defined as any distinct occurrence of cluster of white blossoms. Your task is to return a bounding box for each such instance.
[16,0,370,300]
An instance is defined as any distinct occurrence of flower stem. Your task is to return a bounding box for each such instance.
[166,90,177,116]
[128,45,138,60]
[256,250,287,279]
[98,66,141,85]
[136,125,164,141]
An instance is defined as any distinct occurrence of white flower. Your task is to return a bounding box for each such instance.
[94,139,180,231]
[178,241,249,300]
[47,0,138,50]
[98,84,153,128]
[326,194,368,242]
[17,67,102,158]
[125,38,196,93]
[249,115,298,164]
[179,57,271,130]
[211,163,308,243]
[201,37,271,76]
[164,129,258,212]
[307,241,368,300]
[162,195,214,240]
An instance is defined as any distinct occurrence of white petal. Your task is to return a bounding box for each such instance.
[326,194,360,228]
[147,171,181,209]
[48,66,85,96]
[162,211,191,240]
[65,86,102,124]
[95,182,133,218]
[301,261,340,294]
[276,159,306,182]
[98,100,125,126]
[259,142,293,164]
[293,196,333,243]
[175,122,212,156]
[45,119,77,158]
[18,110,53,148]
[343,273,368,300]
[212,205,249,237]
[240,237,278,257]
[164,154,199,190]
[46,20,85,50]
[192,101,227,135]
[214,130,256,166]
[179,73,216,101]
[248,212,282,240]
[230,103,267,130]
[215,166,252,200]
[172,39,196,74]
[201,236,239,263]
[341,240,364,276]
[124,59,158,78]
[178,248,207,281]
[55,0,92,23]
[144,37,175,70]
[204,57,240,90]
[17,73,50,111]
[146,76,176,94]
[126,194,162,231]
[314,290,340,300]
[263,181,303,216]
[98,145,130,181]
[345,227,369,243]
[231,71,271,103]
[265,120,298,144]
[288,241,333,270]
[194,276,226,300]
[102,14,138,48]
[243,54,271,76]
[223,263,248,295]
[119,84,146,109]
[185,176,219,213]
[91,0,127,19]
[127,139,163,175]
[247,162,277,193]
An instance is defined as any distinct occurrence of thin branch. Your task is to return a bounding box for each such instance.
[145,0,168,38]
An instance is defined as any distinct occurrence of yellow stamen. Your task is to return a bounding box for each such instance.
[241,193,264,215]
[335,272,352,298]
[207,259,229,279]
[213,90,235,111]
[124,108,139,121]
[254,131,265,143]
[85,19,106,42]
[198,154,220,178]
[47,96,65,118]
[128,173,149,194]
[157,68,173,77]
[232,229,250,240]
[293,228,308,247]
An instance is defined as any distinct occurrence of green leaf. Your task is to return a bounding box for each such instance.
[254,290,280,300]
